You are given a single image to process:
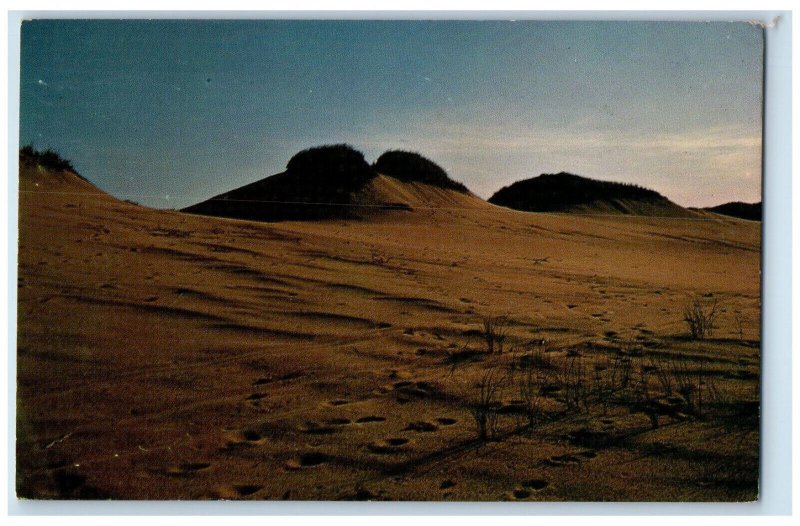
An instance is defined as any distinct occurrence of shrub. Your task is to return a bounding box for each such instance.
[481,316,510,354]
[669,359,727,419]
[286,144,375,189]
[683,298,719,340]
[19,145,79,174]
[373,150,469,193]
[470,363,508,441]
[560,354,589,413]
[19,144,36,159]
[286,144,375,203]
[517,350,548,427]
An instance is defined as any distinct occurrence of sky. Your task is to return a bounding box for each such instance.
[19,20,764,209]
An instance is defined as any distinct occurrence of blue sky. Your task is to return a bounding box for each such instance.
[20,20,763,208]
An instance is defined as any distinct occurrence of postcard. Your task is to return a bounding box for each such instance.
[17,19,763,501]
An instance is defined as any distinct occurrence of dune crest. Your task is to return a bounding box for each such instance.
[703,201,762,221]
[489,172,695,217]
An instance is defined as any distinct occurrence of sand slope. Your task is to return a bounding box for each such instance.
[183,169,485,222]
[17,164,760,501]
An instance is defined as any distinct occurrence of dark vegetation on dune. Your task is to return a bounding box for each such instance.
[704,201,762,221]
[286,144,376,189]
[184,145,470,222]
[488,172,675,214]
[373,150,469,193]
[19,145,86,180]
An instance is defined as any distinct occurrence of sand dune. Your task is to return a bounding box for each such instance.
[702,201,762,221]
[17,162,760,501]
[182,146,483,222]
[489,172,695,217]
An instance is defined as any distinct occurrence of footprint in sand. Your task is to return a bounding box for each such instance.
[523,479,549,491]
[216,484,264,498]
[387,369,412,380]
[355,416,386,424]
[497,400,527,415]
[378,376,413,392]
[232,485,262,496]
[163,462,211,477]
[367,437,411,454]
[440,479,456,490]
[298,421,336,435]
[547,454,582,466]
[509,479,550,499]
[405,421,438,432]
[436,417,458,426]
[567,428,611,448]
[245,392,269,409]
[285,452,332,470]
[222,429,265,449]
[325,399,350,407]
[299,418,352,434]
[390,380,433,398]
[511,488,532,499]
[547,450,596,466]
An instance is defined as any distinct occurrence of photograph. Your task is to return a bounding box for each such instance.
[16,18,763,501]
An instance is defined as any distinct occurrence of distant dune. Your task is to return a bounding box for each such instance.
[703,201,762,221]
[183,145,480,222]
[488,172,695,217]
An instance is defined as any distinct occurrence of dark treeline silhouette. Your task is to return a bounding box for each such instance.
[488,172,672,213]
[704,201,762,221]
[373,150,468,193]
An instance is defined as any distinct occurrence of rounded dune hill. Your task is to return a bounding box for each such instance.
[182,145,488,222]
[702,201,762,221]
[488,172,696,218]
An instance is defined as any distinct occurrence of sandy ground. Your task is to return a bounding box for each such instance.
[17,165,760,501]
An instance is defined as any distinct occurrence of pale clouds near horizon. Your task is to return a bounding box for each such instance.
[320,115,762,208]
